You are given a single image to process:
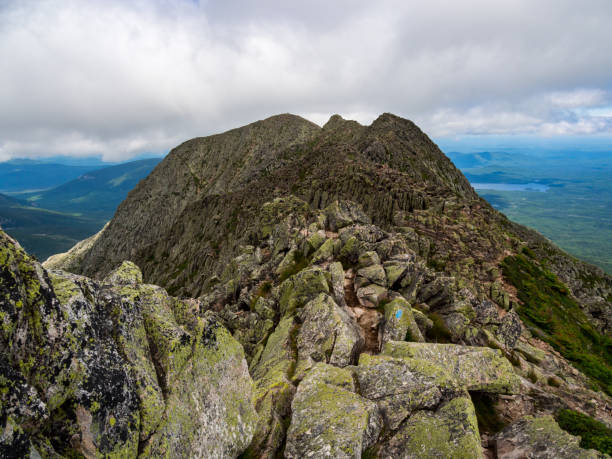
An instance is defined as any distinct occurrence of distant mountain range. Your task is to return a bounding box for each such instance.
[0,158,161,260]
[0,160,104,193]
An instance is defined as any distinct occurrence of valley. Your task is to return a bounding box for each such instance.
[445,148,612,274]
[0,158,160,260]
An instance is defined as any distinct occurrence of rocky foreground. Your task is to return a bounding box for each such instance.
[2,113,611,457]
[1,197,609,457]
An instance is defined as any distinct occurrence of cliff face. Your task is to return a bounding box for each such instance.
[14,113,612,457]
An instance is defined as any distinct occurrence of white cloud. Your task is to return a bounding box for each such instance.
[0,0,611,160]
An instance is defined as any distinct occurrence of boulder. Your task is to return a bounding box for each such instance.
[102,260,143,285]
[285,363,382,458]
[0,230,257,458]
[381,297,424,344]
[355,354,449,429]
[311,238,340,264]
[324,201,371,232]
[278,267,330,316]
[248,316,297,458]
[382,341,521,393]
[358,251,381,268]
[294,294,363,379]
[377,395,483,459]
[328,262,347,308]
[355,264,386,289]
[356,284,388,308]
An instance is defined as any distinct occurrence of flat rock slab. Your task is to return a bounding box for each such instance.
[382,341,521,393]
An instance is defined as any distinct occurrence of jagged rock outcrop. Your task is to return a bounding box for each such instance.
[194,196,609,457]
[0,230,257,457]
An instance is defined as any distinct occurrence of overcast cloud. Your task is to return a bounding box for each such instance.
[1,0,611,161]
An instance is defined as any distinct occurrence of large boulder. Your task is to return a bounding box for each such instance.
[383,341,521,393]
[377,394,483,459]
[248,316,297,458]
[294,294,363,379]
[355,353,449,430]
[285,363,382,458]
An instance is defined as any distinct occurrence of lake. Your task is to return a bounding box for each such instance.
[471,182,549,192]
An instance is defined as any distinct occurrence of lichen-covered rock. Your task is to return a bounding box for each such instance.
[355,264,386,289]
[328,262,347,308]
[0,229,257,458]
[142,312,258,458]
[294,294,363,379]
[305,230,327,255]
[356,284,387,308]
[248,316,297,458]
[383,341,521,393]
[103,260,143,285]
[496,310,522,349]
[383,253,416,288]
[355,353,449,429]
[285,363,382,458]
[279,267,330,316]
[381,297,424,344]
[311,238,340,264]
[324,200,371,232]
[377,394,483,459]
[493,415,603,459]
[358,251,381,268]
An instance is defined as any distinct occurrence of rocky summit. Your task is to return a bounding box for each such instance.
[3,113,612,458]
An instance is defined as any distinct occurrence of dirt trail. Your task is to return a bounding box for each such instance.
[343,269,381,354]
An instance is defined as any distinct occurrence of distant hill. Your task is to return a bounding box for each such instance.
[0,158,161,259]
[22,158,161,218]
[0,160,104,192]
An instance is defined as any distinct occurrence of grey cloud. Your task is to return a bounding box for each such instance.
[0,0,611,160]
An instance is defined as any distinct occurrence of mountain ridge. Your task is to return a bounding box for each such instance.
[28,112,612,457]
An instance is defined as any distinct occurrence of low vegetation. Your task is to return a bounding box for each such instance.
[555,409,612,455]
[502,252,612,395]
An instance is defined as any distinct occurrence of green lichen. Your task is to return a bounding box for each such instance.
[383,341,520,394]
[385,395,481,459]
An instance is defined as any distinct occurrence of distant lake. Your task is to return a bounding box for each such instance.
[471,182,549,192]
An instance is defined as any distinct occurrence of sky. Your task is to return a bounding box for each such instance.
[1,0,611,162]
